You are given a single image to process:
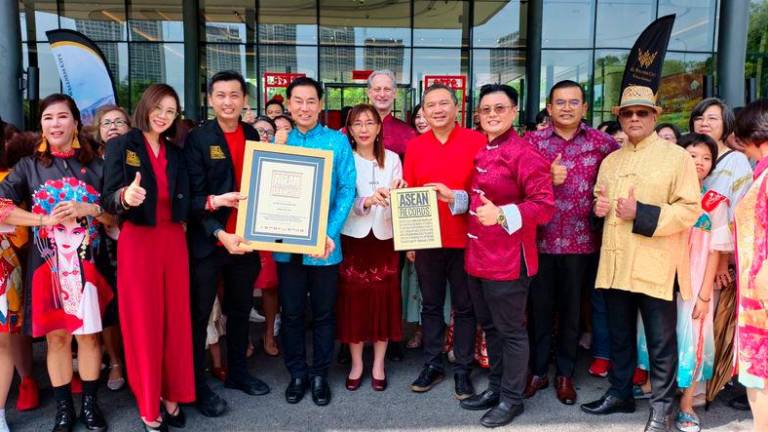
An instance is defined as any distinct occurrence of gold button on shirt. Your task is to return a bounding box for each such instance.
[594,132,701,301]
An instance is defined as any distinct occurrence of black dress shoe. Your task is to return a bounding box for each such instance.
[410,365,445,393]
[142,420,168,432]
[336,344,351,365]
[460,389,500,411]
[285,377,308,404]
[644,409,671,432]
[52,397,77,432]
[162,405,186,428]
[386,343,404,362]
[454,372,475,400]
[728,393,750,411]
[195,389,227,417]
[224,375,271,396]
[80,394,107,431]
[480,401,524,428]
[580,394,635,415]
[310,376,331,406]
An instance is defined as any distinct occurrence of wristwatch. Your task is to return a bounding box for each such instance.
[496,211,508,229]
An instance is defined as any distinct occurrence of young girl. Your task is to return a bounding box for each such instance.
[675,133,733,432]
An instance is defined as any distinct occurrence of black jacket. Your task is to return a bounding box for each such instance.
[184,120,260,259]
[102,128,190,225]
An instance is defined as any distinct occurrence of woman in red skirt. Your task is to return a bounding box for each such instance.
[102,84,193,431]
[337,104,404,392]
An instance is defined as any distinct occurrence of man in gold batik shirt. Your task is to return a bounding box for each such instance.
[580,85,701,432]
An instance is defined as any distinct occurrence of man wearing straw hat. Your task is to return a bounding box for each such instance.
[580,85,700,432]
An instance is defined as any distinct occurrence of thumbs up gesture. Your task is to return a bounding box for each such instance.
[476,194,501,226]
[123,172,146,207]
[594,184,610,218]
[551,153,567,186]
[616,186,637,221]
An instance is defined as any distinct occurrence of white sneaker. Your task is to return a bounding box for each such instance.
[249,307,266,323]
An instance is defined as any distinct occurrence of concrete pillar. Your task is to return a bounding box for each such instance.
[717,0,749,107]
[0,1,24,127]
[525,0,543,124]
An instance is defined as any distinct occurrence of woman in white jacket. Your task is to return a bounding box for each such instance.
[337,104,406,392]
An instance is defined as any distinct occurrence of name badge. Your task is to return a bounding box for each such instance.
[126,150,141,167]
[210,145,227,160]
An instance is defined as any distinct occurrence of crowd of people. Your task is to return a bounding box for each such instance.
[0,67,766,432]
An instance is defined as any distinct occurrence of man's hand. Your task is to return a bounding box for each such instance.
[616,186,637,221]
[310,237,335,260]
[217,231,251,255]
[476,195,501,227]
[594,184,610,218]
[551,153,567,186]
[213,192,247,209]
[124,172,146,207]
[425,182,455,203]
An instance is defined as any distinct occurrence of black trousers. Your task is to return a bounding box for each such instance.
[604,289,678,416]
[415,248,475,373]
[469,275,530,406]
[277,255,339,379]
[529,253,592,377]
[190,248,261,392]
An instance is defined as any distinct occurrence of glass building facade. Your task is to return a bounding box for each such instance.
[16,0,768,128]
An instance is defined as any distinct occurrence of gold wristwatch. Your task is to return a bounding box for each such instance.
[497,211,508,229]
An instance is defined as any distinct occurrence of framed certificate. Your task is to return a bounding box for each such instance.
[236,141,333,255]
[390,187,442,251]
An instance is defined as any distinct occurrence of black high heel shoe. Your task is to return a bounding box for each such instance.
[162,405,186,428]
[142,419,168,432]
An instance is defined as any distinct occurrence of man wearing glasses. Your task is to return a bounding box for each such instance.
[524,80,619,405]
[185,70,270,418]
[581,85,700,432]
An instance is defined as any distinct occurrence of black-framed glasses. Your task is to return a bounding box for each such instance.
[100,119,128,129]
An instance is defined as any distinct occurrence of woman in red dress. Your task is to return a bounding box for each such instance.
[102,84,193,431]
[337,105,404,392]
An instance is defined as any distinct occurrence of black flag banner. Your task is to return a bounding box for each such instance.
[619,14,676,94]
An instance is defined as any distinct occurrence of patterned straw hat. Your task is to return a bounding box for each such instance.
[611,85,663,115]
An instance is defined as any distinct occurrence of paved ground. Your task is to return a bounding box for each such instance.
[5,328,755,432]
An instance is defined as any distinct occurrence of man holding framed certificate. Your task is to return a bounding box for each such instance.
[274,77,356,407]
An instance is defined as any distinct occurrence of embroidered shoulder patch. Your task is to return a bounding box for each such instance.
[210,145,226,160]
[126,150,141,167]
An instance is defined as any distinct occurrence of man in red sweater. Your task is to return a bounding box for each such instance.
[403,84,485,400]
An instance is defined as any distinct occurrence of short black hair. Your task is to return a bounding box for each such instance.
[265,98,284,111]
[655,122,682,140]
[478,84,518,106]
[548,80,585,103]
[287,77,323,100]
[689,97,735,142]
[409,103,423,131]
[422,83,459,105]
[734,98,768,145]
[678,132,719,176]
[597,120,621,136]
[208,70,248,95]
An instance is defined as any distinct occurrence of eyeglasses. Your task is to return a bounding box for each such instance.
[152,106,179,119]
[618,109,652,119]
[477,104,515,116]
[100,119,128,129]
[553,99,583,108]
[256,128,275,140]
[350,121,378,130]
[693,115,722,124]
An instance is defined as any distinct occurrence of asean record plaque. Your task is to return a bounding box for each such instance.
[235,141,333,255]
[390,187,442,251]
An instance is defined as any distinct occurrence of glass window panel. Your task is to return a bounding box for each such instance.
[259,45,318,108]
[658,51,711,128]
[36,42,63,100]
[746,53,768,99]
[20,0,60,43]
[205,44,247,80]
[59,0,127,41]
[319,46,411,84]
[592,49,629,124]
[596,0,655,48]
[412,48,470,124]
[471,49,526,111]
[540,49,592,109]
[319,0,411,46]
[746,1,768,99]
[542,0,594,48]
[128,0,183,42]
[658,0,717,52]
[414,0,470,48]
[259,0,317,45]
[473,1,525,48]
[129,43,185,110]
[19,2,28,42]
[202,0,254,44]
